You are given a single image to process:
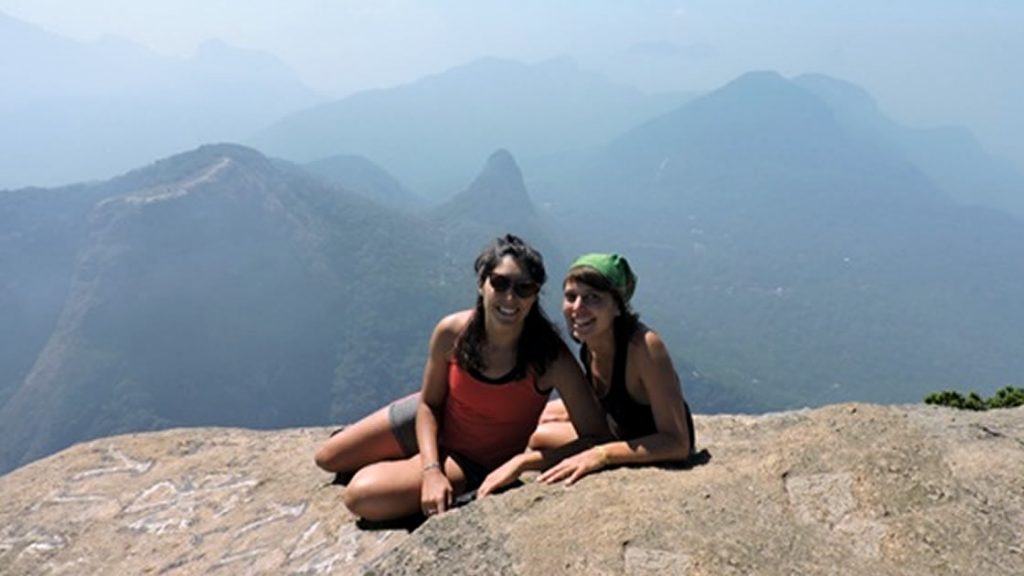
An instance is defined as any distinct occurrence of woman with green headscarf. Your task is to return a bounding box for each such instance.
[477,253,695,494]
[314,235,609,521]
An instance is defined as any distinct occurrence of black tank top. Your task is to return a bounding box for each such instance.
[580,324,695,454]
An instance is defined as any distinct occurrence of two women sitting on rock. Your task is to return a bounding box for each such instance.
[314,235,695,521]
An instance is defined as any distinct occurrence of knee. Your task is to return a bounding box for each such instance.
[527,428,544,451]
[315,435,357,472]
[314,445,337,472]
[341,472,378,518]
[529,422,576,451]
[340,482,362,515]
[528,423,555,450]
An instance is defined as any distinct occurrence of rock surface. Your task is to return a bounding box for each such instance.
[2,403,1023,575]
[0,427,403,575]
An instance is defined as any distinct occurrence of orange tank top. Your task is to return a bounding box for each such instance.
[440,362,549,470]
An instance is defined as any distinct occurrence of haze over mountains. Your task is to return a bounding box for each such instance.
[0,12,322,189]
[547,71,1024,409]
[794,74,1024,221]
[252,57,695,199]
[3,16,1024,475]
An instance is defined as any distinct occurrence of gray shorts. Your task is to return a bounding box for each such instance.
[387,393,420,457]
[387,392,490,492]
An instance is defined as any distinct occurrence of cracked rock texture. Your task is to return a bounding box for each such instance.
[2,403,1022,575]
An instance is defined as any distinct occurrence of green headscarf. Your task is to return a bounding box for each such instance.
[569,253,637,303]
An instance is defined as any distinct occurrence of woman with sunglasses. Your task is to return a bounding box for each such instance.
[315,234,608,521]
[477,253,695,495]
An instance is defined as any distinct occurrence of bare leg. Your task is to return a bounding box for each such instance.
[537,399,569,424]
[314,394,416,473]
[528,399,577,450]
[528,420,578,450]
[343,454,468,521]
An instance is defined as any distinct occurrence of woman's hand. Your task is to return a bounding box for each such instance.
[536,446,608,486]
[478,454,525,497]
[420,466,452,516]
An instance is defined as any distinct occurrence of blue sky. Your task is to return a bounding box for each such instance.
[2,1,1021,166]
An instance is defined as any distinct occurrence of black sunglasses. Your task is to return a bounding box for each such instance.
[488,273,541,298]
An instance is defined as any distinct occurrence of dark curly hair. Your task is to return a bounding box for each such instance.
[454,234,562,377]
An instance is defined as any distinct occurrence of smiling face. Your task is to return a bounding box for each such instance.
[481,255,538,327]
[562,278,619,342]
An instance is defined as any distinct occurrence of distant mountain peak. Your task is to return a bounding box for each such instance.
[708,70,828,113]
[97,143,270,203]
[462,149,532,206]
[443,149,536,223]
[609,70,839,163]
[478,148,521,183]
[144,143,270,173]
[108,157,234,208]
[730,69,787,85]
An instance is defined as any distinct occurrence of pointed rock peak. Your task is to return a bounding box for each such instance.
[464,149,528,201]
[446,149,535,220]
[479,148,522,181]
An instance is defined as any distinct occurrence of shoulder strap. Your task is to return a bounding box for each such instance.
[611,324,629,392]
[579,343,593,382]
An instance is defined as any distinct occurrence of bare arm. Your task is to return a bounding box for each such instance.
[613,329,692,462]
[537,329,692,485]
[547,346,610,443]
[416,312,465,513]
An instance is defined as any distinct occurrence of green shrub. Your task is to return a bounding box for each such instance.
[987,386,1024,409]
[924,386,1024,410]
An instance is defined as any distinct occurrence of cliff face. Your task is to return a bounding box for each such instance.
[1,403,1022,575]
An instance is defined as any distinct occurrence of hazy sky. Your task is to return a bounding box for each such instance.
[2,0,1022,166]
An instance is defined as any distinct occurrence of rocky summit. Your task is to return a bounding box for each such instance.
[1,403,1022,575]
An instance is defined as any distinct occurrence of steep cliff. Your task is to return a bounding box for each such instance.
[1,403,1021,575]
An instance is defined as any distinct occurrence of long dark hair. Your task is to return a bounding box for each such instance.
[455,234,562,377]
[563,267,641,342]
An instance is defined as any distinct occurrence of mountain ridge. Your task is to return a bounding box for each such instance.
[794,73,1024,219]
[0,144,467,474]
[251,56,693,198]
